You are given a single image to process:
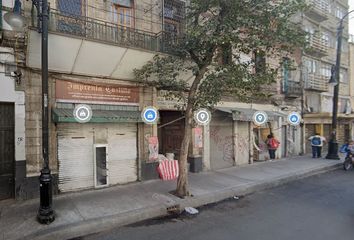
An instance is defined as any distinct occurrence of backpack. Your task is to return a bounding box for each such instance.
[269,138,279,149]
[311,136,321,146]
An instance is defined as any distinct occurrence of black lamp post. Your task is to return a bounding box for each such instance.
[5,0,55,223]
[326,10,354,160]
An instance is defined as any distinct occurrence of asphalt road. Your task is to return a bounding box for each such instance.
[78,170,354,240]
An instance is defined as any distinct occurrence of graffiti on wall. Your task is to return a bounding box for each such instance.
[210,126,233,164]
[210,126,250,163]
[235,133,249,154]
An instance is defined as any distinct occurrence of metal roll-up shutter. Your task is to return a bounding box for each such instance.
[57,124,94,192]
[108,123,137,185]
[210,111,234,170]
[236,122,249,165]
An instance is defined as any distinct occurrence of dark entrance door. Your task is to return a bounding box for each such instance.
[0,102,15,200]
[158,111,185,160]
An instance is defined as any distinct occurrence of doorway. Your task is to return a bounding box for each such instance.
[158,111,185,160]
[94,145,108,188]
[0,102,15,200]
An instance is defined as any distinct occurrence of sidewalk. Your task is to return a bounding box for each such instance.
[0,156,343,240]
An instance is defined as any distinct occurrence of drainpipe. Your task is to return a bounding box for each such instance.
[299,11,305,155]
[300,60,305,155]
[0,0,3,41]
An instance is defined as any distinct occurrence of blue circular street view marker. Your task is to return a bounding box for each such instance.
[142,106,159,124]
[253,111,268,126]
[288,112,301,126]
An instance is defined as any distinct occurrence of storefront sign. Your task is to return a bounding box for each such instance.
[56,80,139,105]
[157,90,184,110]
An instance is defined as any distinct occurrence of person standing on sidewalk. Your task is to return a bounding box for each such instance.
[308,133,326,158]
[266,134,280,160]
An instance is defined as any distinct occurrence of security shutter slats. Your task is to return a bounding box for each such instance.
[57,123,138,192]
[58,125,94,192]
[108,124,137,185]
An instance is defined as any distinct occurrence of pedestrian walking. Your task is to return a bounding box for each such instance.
[340,140,354,158]
[308,133,326,158]
[266,133,280,160]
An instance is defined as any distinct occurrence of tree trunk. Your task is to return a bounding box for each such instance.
[176,104,193,197]
[176,65,209,197]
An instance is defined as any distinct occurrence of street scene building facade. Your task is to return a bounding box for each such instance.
[0,0,352,200]
[302,0,352,154]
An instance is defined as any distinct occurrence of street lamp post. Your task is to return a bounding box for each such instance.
[4,0,55,223]
[326,10,354,160]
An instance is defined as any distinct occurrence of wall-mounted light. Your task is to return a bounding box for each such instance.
[4,0,26,31]
[328,65,337,87]
[10,69,22,85]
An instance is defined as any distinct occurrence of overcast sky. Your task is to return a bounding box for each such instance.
[350,0,354,35]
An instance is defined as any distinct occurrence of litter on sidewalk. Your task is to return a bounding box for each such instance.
[184,207,199,215]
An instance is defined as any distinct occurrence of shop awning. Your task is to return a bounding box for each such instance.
[52,108,143,123]
[216,107,286,121]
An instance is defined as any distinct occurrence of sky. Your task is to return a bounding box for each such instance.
[350,0,354,35]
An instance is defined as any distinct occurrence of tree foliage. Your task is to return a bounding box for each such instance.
[134,0,308,197]
[135,0,307,108]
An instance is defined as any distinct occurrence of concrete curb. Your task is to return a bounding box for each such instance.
[22,162,342,240]
[179,162,342,210]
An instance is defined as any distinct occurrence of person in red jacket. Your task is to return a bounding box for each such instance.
[266,133,280,160]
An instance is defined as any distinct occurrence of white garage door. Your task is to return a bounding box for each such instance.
[57,124,94,192]
[57,123,138,192]
[210,113,234,170]
[108,123,138,185]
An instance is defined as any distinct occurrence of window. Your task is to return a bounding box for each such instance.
[321,32,330,47]
[221,44,232,65]
[304,26,314,43]
[112,0,134,28]
[318,0,329,13]
[163,0,185,47]
[57,0,85,36]
[335,6,345,19]
[254,50,266,74]
[163,0,185,34]
[335,39,348,52]
[340,70,348,83]
[342,41,348,52]
[320,64,331,78]
[304,59,317,74]
[282,58,290,93]
[58,0,83,16]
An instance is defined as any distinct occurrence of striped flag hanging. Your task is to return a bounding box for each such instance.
[157,160,179,181]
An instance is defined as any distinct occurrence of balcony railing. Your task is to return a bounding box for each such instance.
[305,34,329,57]
[30,9,177,53]
[283,80,302,98]
[305,74,328,92]
[305,0,329,22]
